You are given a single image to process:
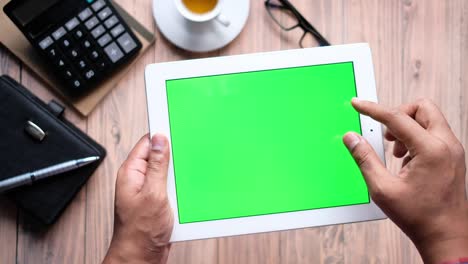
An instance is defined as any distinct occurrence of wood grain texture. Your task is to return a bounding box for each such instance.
[398,2,464,262]
[402,0,463,130]
[0,0,466,263]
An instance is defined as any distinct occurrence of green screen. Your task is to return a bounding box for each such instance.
[166,62,369,224]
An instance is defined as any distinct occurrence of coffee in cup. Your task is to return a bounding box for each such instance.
[175,0,230,26]
[182,0,218,14]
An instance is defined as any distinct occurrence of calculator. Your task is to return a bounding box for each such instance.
[4,0,142,97]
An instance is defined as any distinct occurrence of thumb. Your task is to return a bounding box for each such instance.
[143,133,170,193]
[343,132,391,200]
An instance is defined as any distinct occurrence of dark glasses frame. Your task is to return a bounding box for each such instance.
[264,0,331,48]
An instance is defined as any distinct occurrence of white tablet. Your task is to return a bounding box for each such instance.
[145,43,386,242]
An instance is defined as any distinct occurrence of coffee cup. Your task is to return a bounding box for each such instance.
[175,0,230,27]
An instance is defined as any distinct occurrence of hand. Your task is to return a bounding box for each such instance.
[103,134,173,264]
[343,99,468,264]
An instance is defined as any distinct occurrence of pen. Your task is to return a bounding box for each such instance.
[0,156,100,194]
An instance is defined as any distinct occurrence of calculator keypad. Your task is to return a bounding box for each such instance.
[98,7,112,21]
[110,24,125,37]
[65,18,79,31]
[92,0,106,12]
[85,17,99,30]
[69,48,80,59]
[91,25,105,38]
[82,39,93,49]
[48,47,59,59]
[35,0,141,96]
[60,38,72,49]
[104,16,119,29]
[78,8,93,21]
[52,27,67,40]
[39,37,53,50]
[90,50,101,61]
[98,34,112,47]
[105,42,124,63]
[74,28,85,40]
[118,33,138,54]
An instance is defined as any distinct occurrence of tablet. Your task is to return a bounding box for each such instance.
[145,43,386,242]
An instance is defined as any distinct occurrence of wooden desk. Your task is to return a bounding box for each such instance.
[0,0,466,263]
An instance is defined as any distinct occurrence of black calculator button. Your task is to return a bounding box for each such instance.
[77,59,88,69]
[89,50,101,61]
[91,0,106,12]
[83,69,97,81]
[56,59,67,69]
[52,27,67,40]
[69,48,80,59]
[104,16,119,29]
[47,47,59,59]
[60,37,73,49]
[91,25,105,39]
[82,39,93,49]
[117,33,138,54]
[110,24,125,38]
[65,17,80,31]
[104,42,124,63]
[63,69,74,80]
[97,33,112,47]
[78,8,93,21]
[39,37,53,50]
[71,79,83,89]
[74,28,85,40]
[85,16,99,30]
[98,7,112,21]
[96,60,108,71]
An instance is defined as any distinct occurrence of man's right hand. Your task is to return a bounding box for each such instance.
[343,98,468,264]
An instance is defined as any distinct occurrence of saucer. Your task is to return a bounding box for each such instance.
[153,0,250,53]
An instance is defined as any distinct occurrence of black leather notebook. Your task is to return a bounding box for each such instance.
[0,75,106,225]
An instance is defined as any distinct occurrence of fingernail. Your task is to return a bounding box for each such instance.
[152,134,166,151]
[351,97,361,103]
[343,132,361,151]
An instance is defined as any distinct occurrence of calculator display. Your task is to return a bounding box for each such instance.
[11,0,61,26]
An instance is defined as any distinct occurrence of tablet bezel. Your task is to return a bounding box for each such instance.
[145,43,386,242]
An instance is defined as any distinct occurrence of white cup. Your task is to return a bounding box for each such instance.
[175,0,230,27]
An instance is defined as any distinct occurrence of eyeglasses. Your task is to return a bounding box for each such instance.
[264,0,331,48]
